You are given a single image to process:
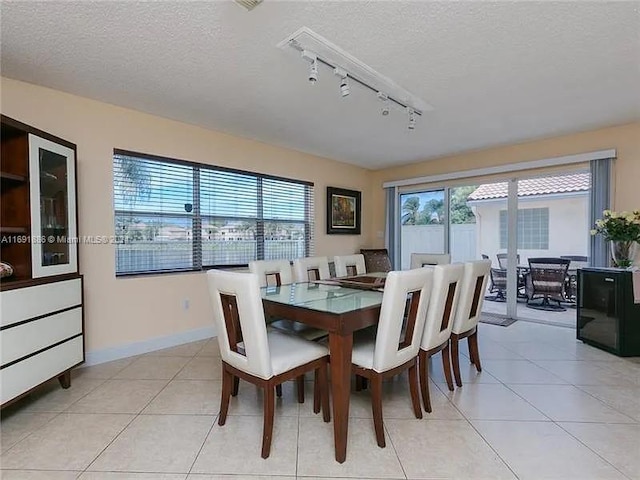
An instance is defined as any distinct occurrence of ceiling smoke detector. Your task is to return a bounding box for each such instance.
[234,0,263,11]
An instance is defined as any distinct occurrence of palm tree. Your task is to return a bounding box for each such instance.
[114,155,151,205]
[402,197,421,225]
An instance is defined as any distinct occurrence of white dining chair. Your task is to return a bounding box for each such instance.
[293,256,331,283]
[248,258,324,403]
[248,259,293,287]
[351,268,433,447]
[333,254,366,278]
[207,269,330,458]
[450,260,491,387]
[410,253,451,268]
[418,263,464,412]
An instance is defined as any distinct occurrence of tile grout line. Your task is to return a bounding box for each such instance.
[77,348,201,476]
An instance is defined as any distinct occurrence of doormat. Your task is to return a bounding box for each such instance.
[479,313,517,327]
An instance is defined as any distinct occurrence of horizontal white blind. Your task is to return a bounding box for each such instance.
[114,150,314,275]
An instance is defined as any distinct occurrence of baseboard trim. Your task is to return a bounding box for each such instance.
[83,325,216,366]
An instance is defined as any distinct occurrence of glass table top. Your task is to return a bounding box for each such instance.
[261,282,383,314]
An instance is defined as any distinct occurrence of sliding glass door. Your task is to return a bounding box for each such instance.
[399,189,446,269]
[397,169,591,325]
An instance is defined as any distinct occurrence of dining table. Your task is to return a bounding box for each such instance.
[260,275,385,463]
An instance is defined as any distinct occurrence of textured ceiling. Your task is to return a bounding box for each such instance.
[1,1,639,169]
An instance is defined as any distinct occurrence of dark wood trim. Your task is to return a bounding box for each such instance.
[1,115,76,150]
[439,282,458,331]
[0,333,83,370]
[0,304,81,332]
[0,272,81,291]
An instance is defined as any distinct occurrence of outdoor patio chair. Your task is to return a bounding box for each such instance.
[486,267,507,301]
[525,257,571,311]
[560,255,589,302]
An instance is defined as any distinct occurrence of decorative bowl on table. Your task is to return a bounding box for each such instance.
[0,261,14,278]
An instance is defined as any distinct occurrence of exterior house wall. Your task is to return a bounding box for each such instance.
[472,194,589,267]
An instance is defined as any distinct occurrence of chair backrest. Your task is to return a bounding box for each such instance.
[497,253,520,269]
[360,248,392,273]
[248,259,293,287]
[410,253,451,268]
[333,254,366,277]
[207,270,272,380]
[293,256,331,283]
[372,268,433,372]
[420,263,464,351]
[452,260,491,334]
[528,257,570,293]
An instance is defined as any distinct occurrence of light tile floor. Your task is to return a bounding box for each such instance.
[2,322,640,479]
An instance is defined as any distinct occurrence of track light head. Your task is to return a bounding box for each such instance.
[302,50,318,84]
[340,77,350,97]
[333,68,350,97]
[308,59,318,84]
[407,108,416,130]
[377,92,389,116]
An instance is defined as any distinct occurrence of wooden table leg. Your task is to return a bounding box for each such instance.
[328,332,353,463]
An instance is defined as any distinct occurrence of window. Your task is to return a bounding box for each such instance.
[113,150,314,275]
[500,208,549,250]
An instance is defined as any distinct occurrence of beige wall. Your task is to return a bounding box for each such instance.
[1,77,373,352]
[370,122,640,247]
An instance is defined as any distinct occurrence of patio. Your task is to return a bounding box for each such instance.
[483,297,576,328]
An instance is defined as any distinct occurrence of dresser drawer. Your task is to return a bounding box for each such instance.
[0,336,83,405]
[1,307,82,366]
[0,278,81,328]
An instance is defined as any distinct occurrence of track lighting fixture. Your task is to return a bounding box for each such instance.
[377,92,389,116]
[301,50,318,84]
[334,67,350,97]
[281,28,428,130]
[407,108,416,130]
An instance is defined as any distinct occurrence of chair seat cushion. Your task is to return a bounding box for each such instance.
[267,330,328,376]
[352,338,376,370]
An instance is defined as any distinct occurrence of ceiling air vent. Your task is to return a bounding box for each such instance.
[235,0,263,11]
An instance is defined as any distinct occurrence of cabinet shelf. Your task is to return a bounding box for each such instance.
[1,171,28,183]
[0,226,28,234]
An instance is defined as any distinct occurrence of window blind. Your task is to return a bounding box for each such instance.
[113,150,314,276]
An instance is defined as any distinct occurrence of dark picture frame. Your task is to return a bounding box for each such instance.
[326,186,361,235]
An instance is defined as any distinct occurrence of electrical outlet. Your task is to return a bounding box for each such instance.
[183,299,190,310]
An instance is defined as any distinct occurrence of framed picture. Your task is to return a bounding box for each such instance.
[327,186,361,235]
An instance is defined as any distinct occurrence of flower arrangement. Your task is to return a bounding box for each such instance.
[591,210,640,268]
[590,210,640,242]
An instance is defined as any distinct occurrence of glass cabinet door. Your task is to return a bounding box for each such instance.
[28,134,77,278]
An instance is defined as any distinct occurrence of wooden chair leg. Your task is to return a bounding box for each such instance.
[370,375,385,448]
[408,361,423,419]
[276,384,282,397]
[442,343,454,392]
[355,375,363,391]
[317,363,331,422]
[313,369,320,414]
[469,331,482,372]
[451,337,463,388]
[296,375,305,404]
[219,367,233,426]
[419,350,432,413]
[232,376,240,397]
[261,385,275,459]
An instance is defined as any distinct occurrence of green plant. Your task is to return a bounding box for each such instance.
[590,210,640,242]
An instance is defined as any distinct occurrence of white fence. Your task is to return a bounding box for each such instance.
[116,240,305,273]
[400,224,477,269]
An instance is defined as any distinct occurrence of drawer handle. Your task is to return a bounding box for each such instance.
[604,278,615,282]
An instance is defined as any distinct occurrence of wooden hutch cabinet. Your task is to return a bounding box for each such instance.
[1,115,84,407]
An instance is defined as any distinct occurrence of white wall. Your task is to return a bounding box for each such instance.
[473,194,589,266]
